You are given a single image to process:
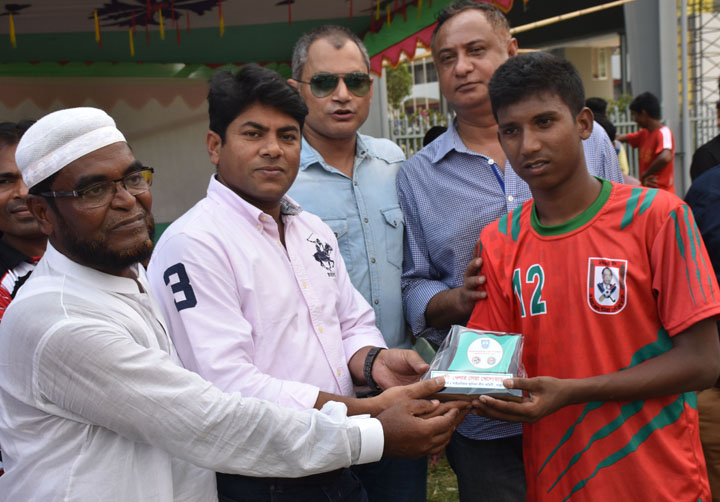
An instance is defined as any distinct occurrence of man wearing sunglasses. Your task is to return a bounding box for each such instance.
[287,26,426,502]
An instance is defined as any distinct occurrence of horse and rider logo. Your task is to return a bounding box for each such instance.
[587,257,627,314]
[307,234,335,277]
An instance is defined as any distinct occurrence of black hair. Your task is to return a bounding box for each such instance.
[423,125,447,147]
[292,25,369,80]
[208,64,308,143]
[0,120,35,149]
[629,92,661,119]
[432,0,511,49]
[595,115,616,142]
[585,97,608,118]
[489,52,585,121]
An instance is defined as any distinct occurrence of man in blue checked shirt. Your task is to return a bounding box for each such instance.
[397,2,624,501]
[287,25,427,502]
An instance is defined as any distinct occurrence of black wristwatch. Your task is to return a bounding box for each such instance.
[363,347,385,392]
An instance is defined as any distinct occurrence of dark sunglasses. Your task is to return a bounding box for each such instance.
[297,72,372,98]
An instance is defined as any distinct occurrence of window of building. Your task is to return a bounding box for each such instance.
[592,47,609,80]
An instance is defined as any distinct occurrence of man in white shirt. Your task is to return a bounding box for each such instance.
[0,106,462,502]
[148,64,466,501]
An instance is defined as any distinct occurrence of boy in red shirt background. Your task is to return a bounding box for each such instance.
[617,92,676,193]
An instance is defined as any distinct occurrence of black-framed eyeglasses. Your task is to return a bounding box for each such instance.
[40,167,154,209]
[297,72,372,98]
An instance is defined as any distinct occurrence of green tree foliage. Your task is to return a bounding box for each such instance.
[386,63,413,114]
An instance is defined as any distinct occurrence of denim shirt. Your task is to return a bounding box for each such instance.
[288,135,411,349]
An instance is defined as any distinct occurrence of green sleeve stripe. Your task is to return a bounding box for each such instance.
[693,217,718,303]
[670,210,686,258]
[511,204,523,241]
[620,188,643,230]
[670,210,696,305]
[498,213,509,236]
[638,188,658,216]
[683,206,707,303]
[562,394,690,502]
[547,400,645,494]
[539,328,672,476]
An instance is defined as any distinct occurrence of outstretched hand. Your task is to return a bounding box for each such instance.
[373,348,429,389]
[378,377,466,458]
[471,376,572,423]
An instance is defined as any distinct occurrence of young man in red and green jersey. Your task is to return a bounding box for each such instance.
[467,52,720,501]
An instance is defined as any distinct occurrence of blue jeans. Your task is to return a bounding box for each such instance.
[216,469,368,502]
[351,457,427,502]
[445,432,526,502]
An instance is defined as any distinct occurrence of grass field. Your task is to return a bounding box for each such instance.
[427,454,459,502]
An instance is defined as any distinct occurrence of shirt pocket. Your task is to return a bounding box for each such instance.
[381,206,404,269]
[322,218,353,272]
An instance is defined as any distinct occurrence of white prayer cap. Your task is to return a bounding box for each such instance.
[15,107,126,189]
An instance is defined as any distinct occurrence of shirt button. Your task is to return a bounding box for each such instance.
[318,326,324,334]
[370,257,376,263]
[364,218,368,223]
[354,181,359,186]
[488,158,495,165]
[260,215,266,222]
[256,225,262,231]
[302,282,307,289]
[374,299,379,305]
[508,195,514,202]
[337,368,342,376]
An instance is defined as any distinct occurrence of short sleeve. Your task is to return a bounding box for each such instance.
[651,202,720,336]
[625,130,644,149]
[653,127,673,156]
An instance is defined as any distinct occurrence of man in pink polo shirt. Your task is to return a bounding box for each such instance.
[148,64,465,502]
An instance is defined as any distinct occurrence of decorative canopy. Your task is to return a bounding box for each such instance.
[0,0,468,77]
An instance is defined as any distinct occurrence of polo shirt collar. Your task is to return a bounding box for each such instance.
[206,174,300,224]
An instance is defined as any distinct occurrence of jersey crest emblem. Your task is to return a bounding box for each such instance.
[307,234,336,277]
[587,258,627,314]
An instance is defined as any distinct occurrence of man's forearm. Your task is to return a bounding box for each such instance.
[563,319,720,405]
[473,319,720,424]
[424,288,473,329]
[642,150,672,178]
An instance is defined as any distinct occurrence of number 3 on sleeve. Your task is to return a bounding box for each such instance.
[163,263,198,311]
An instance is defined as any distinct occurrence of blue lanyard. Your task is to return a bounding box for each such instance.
[490,162,505,193]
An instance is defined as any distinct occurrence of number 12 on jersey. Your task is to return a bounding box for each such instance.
[512,264,547,317]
